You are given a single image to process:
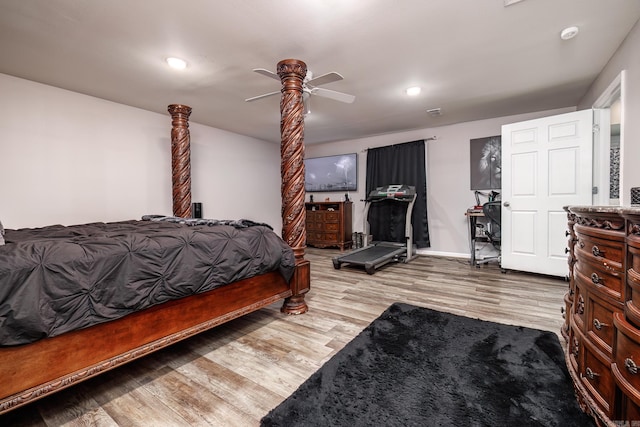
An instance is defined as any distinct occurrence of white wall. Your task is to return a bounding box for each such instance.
[306,107,574,257]
[0,73,283,232]
[578,19,640,204]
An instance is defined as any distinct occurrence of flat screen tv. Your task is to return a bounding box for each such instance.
[304,153,357,192]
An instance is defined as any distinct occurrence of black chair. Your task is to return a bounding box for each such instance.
[476,200,501,267]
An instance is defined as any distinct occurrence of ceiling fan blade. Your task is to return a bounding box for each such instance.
[245,91,280,102]
[311,87,355,103]
[306,71,343,87]
[253,68,280,81]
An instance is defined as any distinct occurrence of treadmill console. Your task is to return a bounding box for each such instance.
[368,185,416,201]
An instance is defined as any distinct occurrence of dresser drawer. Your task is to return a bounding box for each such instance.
[568,324,583,373]
[613,313,640,393]
[323,212,340,222]
[306,211,322,221]
[320,233,339,243]
[311,222,326,231]
[627,245,640,323]
[306,222,322,232]
[325,223,339,232]
[572,279,586,331]
[625,269,640,328]
[574,225,624,268]
[561,292,572,340]
[575,257,623,301]
[628,243,640,272]
[308,232,324,241]
[581,338,614,416]
[585,290,622,356]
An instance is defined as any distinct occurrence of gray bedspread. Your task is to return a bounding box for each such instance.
[0,219,295,346]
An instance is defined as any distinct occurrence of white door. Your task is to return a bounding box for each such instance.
[501,110,593,277]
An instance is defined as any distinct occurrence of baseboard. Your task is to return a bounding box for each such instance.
[416,249,470,259]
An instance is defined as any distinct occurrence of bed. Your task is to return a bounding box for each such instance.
[0,58,311,414]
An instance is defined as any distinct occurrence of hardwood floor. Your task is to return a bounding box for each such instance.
[0,248,569,426]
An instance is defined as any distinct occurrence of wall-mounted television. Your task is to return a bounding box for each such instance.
[305,153,357,192]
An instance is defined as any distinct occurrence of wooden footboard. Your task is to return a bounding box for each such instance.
[0,270,297,414]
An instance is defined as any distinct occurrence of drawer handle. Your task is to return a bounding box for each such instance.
[593,319,608,330]
[585,367,600,380]
[592,245,604,257]
[565,247,569,254]
[625,358,638,375]
[591,273,603,285]
[579,241,585,249]
[565,230,570,237]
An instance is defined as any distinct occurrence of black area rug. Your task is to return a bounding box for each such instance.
[262,302,595,427]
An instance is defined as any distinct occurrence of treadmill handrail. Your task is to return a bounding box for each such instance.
[367,196,414,203]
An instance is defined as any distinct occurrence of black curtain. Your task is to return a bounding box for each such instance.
[365,140,430,248]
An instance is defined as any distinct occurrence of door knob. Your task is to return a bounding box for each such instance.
[503,201,510,207]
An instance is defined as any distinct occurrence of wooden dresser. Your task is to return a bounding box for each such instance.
[305,201,352,250]
[565,206,640,425]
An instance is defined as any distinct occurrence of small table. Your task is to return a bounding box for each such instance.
[465,208,485,266]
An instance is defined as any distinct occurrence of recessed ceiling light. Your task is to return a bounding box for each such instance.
[166,57,188,69]
[560,26,579,40]
[406,86,421,96]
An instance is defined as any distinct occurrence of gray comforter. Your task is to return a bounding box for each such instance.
[0,219,295,346]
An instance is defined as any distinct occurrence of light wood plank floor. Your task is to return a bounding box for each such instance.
[1,248,569,426]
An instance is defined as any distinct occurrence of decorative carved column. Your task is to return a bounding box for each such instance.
[167,104,192,218]
[277,59,310,315]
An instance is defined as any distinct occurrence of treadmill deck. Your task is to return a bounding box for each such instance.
[333,242,411,275]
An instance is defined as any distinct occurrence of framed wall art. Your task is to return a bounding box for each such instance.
[470,136,501,190]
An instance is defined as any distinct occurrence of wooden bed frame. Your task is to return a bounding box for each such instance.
[0,59,311,414]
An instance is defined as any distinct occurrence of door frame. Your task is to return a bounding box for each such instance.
[592,70,625,205]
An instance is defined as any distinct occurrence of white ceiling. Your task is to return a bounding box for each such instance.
[1,0,639,145]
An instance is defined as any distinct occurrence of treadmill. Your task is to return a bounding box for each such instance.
[332,184,417,274]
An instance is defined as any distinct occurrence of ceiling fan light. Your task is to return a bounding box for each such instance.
[166,57,188,69]
[406,86,421,96]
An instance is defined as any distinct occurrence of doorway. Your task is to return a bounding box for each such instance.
[593,71,624,206]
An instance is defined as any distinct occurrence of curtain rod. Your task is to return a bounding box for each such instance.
[361,136,437,152]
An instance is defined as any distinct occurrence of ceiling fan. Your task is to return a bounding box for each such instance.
[245,68,356,114]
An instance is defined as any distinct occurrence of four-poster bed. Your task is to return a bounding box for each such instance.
[0,59,310,414]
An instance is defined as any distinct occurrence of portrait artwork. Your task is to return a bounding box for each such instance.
[470,136,501,190]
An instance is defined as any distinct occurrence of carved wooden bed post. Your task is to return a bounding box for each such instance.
[167,104,193,218]
[278,59,310,314]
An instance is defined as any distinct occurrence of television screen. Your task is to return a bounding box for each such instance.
[305,153,357,192]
